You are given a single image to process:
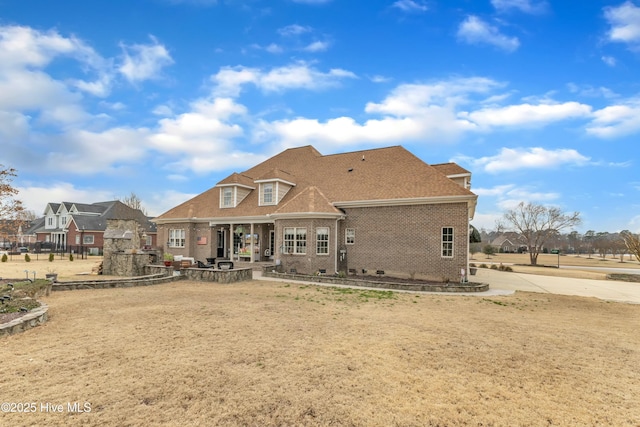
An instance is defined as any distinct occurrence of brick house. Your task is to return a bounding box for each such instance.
[29,201,157,254]
[153,145,478,281]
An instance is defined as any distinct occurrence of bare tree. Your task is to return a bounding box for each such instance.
[498,202,581,266]
[621,231,640,262]
[0,165,25,245]
[0,165,23,220]
[119,192,148,215]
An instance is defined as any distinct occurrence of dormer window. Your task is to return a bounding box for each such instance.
[262,183,274,205]
[222,187,234,208]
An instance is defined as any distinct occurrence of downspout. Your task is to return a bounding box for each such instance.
[335,217,339,274]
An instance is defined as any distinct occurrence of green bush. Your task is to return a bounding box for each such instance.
[1,253,7,262]
[479,264,488,268]
[25,253,31,262]
[49,253,54,262]
[69,253,74,261]
[490,264,498,270]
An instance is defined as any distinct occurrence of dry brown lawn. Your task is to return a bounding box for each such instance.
[0,256,108,281]
[1,280,639,426]
[472,253,640,280]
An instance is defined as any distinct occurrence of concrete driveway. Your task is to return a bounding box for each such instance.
[255,269,640,304]
[474,268,640,304]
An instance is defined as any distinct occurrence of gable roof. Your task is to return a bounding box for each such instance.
[32,201,157,234]
[432,162,471,177]
[154,145,477,222]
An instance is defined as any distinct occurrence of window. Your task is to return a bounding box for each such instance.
[345,228,355,245]
[169,229,186,248]
[316,227,329,255]
[83,235,95,245]
[222,188,233,208]
[47,217,53,226]
[262,183,274,205]
[61,216,67,225]
[442,227,454,257]
[284,227,306,254]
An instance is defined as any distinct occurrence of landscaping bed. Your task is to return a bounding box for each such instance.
[262,270,489,292]
[0,279,49,325]
[607,273,640,283]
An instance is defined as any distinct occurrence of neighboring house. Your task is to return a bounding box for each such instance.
[490,232,527,253]
[0,219,37,248]
[28,201,157,254]
[154,145,478,281]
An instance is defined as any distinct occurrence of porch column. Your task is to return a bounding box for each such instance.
[229,223,235,261]
[250,223,255,263]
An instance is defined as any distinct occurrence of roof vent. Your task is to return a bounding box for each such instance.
[348,168,354,172]
[362,155,365,161]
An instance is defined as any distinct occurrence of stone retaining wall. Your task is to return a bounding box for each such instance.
[0,303,49,337]
[53,274,183,291]
[262,270,489,293]
[145,265,253,283]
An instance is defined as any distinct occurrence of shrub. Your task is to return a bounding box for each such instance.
[490,264,498,270]
[69,253,74,261]
[1,253,7,262]
[25,253,31,262]
[479,264,488,269]
[49,253,54,262]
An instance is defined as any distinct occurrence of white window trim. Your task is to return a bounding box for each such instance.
[316,227,329,255]
[169,229,186,248]
[284,227,307,255]
[442,227,454,258]
[221,187,235,208]
[261,182,275,206]
[83,235,95,245]
[345,228,355,245]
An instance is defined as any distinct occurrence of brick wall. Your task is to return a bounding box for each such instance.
[339,203,469,282]
[274,218,337,275]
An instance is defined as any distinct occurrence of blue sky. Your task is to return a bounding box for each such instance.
[1,0,639,233]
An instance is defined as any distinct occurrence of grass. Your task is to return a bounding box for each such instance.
[0,280,49,316]
[1,280,639,426]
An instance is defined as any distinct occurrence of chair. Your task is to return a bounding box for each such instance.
[197,260,213,268]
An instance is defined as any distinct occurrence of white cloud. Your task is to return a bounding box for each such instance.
[587,100,640,138]
[303,40,330,52]
[47,127,151,174]
[265,43,284,54]
[257,78,502,149]
[118,36,174,83]
[491,0,548,14]
[470,147,590,173]
[601,55,617,66]
[392,0,428,13]
[461,101,592,128]
[278,24,312,37]
[147,97,260,173]
[212,62,356,97]
[369,75,391,83]
[604,1,640,46]
[457,15,520,52]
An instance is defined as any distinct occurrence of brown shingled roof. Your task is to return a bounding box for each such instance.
[274,186,342,215]
[431,162,471,176]
[154,145,476,221]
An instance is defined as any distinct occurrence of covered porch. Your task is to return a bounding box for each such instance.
[209,219,275,264]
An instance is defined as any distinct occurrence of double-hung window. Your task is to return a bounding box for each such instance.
[316,227,329,255]
[284,227,306,254]
[345,228,355,245]
[262,183,274,205]
[169,229,186,248]
[442,227,454,257]
[222,188,233,208]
